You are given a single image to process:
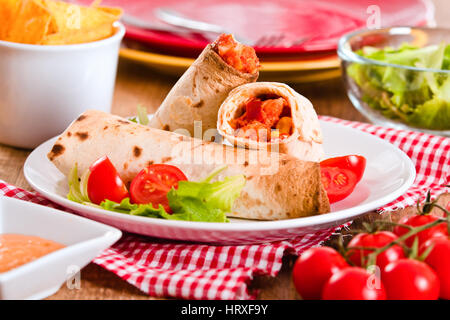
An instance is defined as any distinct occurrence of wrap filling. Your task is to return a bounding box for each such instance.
[212,34,260,74]
[229,95,293,142]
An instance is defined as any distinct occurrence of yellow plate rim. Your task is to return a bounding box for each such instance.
[119,47,341,72]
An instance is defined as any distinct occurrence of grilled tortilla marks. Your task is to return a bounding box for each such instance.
[75,132,89,141]
[48,144,65,161]
[192,100,204,108]
[133,146,142,158]
[76,115,87,122]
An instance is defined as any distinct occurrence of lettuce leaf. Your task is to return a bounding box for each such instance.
[129,105,149,125]
[407,98,450,130]
[170,166,246,213]
[348,42,450,130]
[68,166,245,223]
[137,105,149,125]
[442,45,450,70]
[67,164,89,203]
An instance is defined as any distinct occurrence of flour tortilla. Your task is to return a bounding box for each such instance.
[217,82,325,162]
[48,110,330,220]
[148,44,258,137]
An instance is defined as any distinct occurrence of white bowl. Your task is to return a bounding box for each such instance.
[0,196,122,300]
[0,22,125,149]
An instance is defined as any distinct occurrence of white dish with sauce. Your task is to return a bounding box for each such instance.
[0,196,121,300]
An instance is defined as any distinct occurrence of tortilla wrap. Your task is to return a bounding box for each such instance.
[217,82,325,162]
[48,110,330,220]
[148,44,258,137]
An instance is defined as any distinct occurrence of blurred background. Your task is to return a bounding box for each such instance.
[86,0,447,121]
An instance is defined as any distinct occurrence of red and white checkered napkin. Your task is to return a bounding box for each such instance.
[320,116,449,212]
[0,117,448,299]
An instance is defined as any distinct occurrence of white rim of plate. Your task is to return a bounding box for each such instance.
[24,120,416,232]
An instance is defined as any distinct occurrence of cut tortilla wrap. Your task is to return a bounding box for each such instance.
[148,42,259,137]
[48,110,330,220]
[217,82,325,162]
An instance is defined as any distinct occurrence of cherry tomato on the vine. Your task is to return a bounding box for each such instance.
[347,231,405,271]
[292,247,349,300]
[322,267,387,300]
[420,237,450,300]
[382,259,440,300]
[393,214,448,247]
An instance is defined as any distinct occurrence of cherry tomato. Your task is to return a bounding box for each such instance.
[322,267,387,300]
[382,259,440,300]
[320,155,366,183]
[420,237,450,300]
[320,166,358,203]
[130,164,187,213]
[347,231,405,271]
[393,214,448,247]
[292,247,349,300]
[87,156,129,205]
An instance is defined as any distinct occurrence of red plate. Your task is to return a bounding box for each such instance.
[75,0,433,57]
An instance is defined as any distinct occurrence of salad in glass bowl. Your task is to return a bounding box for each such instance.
[338,27,450,136]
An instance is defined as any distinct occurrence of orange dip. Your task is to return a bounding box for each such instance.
[0,234,65,273]
[230,95,293,142]
[212,34,260,74]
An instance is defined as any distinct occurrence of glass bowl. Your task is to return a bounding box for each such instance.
[338,27,450,136]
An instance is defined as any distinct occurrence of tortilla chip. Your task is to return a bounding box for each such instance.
[41,0,121,33]
[4,0,52,44]
[96,6,122,19]
[0,0,122,45]
[0,0,22,40]
[42,22,115,45]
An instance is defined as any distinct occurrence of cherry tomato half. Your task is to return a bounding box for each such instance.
[322,267,387,300]
[320,167,358,203]
[420,237,450,300]
[393,214,448,247]
[382,259,440,300]
[292,247,349,300]
[320,155,366,183]
[130,164,187,213]
[347,231,405,271]
[87,156,129,205]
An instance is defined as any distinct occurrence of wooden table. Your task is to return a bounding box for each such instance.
[1,0,448,300]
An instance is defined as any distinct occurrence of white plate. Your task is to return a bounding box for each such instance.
[23,120,415,245]
[0,196,121,300]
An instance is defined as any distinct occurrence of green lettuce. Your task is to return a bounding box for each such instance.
[129,105,149,125]
[67,164,89,203]
[348,42,450,130]
[68,166,245,223]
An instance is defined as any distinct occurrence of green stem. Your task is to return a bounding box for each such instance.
[372,220,414,230]
[365,218,446,267]
[431,204,449,217]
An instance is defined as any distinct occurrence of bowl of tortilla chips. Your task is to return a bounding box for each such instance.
[0,0,125,149]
